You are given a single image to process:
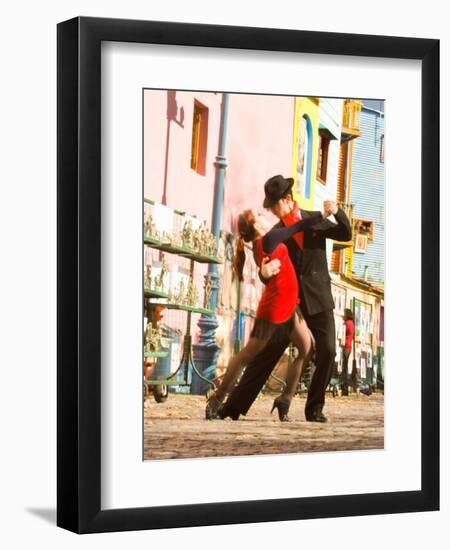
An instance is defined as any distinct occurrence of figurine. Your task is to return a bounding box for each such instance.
[207,233,217,256]
[203,275,212,310]
[144,212,157,238]
[160,230,171,245]
[168,231,182,248]
[191,223,216,257]
[192,227,201,254]
[186,275,199,307]
[154,255,167,291]
[182,220,194,250]
[176,279,186,305]
[200,226,209,256]
[144,265,152,289]
[160,255,167,286]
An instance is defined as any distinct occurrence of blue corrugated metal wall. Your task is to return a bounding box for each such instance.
[350,107,385,284]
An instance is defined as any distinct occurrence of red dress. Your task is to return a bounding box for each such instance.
[248,212,322,340]
[254,237,299,324]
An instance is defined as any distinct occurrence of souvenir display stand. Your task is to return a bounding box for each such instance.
[143,199,222,399]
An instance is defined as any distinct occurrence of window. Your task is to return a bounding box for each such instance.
[190,100,208,175]
[354,234,368,253]
[380,134,384,163]
[316,130,330,183]
[354,218,374,242]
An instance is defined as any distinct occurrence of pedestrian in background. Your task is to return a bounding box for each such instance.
[341,308,355,396]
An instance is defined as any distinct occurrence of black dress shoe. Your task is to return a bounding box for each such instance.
[305,406,328,423]
[218,402,240,421]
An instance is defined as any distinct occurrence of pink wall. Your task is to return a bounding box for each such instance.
[144,90,295,232]
[222,93,295,232]
[144,90,222,227]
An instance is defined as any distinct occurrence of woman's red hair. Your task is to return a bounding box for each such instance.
[233,210,256,282]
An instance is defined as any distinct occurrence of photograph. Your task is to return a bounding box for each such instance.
[0,0,444,540]
[142,90,385,460]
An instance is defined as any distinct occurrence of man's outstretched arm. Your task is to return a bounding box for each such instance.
[304,201,352,242]
[321,207,352,241]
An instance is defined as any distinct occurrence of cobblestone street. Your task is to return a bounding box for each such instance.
[144,391,384,460]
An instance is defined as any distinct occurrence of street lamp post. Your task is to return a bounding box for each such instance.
[191,93,229,394]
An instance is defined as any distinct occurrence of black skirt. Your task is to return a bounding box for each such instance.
[250,307,303,344]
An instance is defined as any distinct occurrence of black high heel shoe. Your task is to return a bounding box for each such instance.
[271,396,290,422]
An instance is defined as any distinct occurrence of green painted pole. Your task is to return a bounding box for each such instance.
[192,93,230,394]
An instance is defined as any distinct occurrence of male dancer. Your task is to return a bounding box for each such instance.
[220,175,352,422]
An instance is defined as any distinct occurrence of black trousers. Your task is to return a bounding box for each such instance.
[225,309,336,416]
[341,348,351,392]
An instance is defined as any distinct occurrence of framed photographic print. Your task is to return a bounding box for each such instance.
[57,16,439,533]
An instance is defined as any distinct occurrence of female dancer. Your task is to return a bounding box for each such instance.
[206,206,329,421]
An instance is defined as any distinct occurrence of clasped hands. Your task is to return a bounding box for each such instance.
[260,200,338,279]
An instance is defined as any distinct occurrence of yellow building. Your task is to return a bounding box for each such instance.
[331,99,362,275]
[291,97,320,210]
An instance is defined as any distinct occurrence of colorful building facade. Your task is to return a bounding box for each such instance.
[143,90,384,391]
[143,90,294,233]
[328,100,385,388]
[291,97,346,265]
[348,104,385,285]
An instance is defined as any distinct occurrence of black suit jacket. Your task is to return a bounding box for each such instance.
[263,208,352,317]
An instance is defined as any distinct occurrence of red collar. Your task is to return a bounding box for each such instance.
[281,201,304,250]
[282,201,301,226]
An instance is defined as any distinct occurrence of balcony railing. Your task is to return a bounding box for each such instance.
[341,100,362,140]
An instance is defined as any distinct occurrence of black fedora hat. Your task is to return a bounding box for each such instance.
[263,175,294,208]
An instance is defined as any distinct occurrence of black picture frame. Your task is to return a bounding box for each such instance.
[57,16,439,534]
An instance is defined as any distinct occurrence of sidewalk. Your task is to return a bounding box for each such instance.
[144,392,384,460]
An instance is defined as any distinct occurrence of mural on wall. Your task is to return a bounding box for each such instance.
[332,285,346,316]
[354,299,372,344]
[330,282,382,382]
[355,346,375,382]
[331,284,347,368]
